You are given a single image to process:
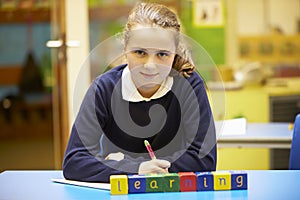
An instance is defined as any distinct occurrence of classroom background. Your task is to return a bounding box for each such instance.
[0,0,299,172]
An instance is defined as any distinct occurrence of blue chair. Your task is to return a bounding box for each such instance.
[289,114,300,170]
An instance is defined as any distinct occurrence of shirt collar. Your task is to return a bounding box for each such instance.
[121,66,173,102]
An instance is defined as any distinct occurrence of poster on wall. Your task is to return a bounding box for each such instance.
[193,0,224,27]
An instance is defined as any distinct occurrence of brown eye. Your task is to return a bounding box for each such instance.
[157,51,171,59]
[133,50,147,57]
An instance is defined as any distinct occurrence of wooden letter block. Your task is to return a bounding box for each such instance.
[110,175,128,195]
[230,171,248,190]
[163,173,180,192]
[178,172,197,192]
[196,172,214,191]
[128,174,146,193]
[146,174,164,193]
[212,172,231,190]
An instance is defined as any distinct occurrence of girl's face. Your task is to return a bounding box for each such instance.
[125,26,177,97]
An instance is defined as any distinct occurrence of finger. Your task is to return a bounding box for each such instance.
[152,166,169,174]
[153,159,171,168]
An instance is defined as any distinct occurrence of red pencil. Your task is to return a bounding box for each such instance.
[144,140,156,159]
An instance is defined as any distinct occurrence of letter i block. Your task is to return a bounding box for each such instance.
[196,172,214,191]
[110,175,128,195]
[230,171,248,190]
[128,174,146,193]
[178,172,197,192]
[163,173,180,192]
[145,174,164,193]
[212,171,231,190]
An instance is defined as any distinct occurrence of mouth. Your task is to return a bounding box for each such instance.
[140,72,159,79]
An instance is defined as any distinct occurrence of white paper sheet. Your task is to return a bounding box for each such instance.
[216,118,247,136]
[52,178,111,190]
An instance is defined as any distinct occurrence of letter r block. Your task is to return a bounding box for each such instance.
[212,171,231,190]
[110,175,128,195]
[163,173,180,192]
[146,174,164,193]
[128,174,146,193]
[196,172,214,191]
[230,171,248,190]
[178,172,197,192]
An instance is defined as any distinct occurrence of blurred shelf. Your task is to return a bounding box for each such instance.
[0,1,180,23]
[89,4,132,22]
[0,8,50,23]
[89,1,180,22]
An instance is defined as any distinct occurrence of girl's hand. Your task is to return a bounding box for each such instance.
[105,152,125,161]
[138,159,170,174]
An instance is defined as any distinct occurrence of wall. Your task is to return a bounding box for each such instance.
[237,0,300,35]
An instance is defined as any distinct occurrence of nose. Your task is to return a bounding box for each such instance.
[144,54,157,70]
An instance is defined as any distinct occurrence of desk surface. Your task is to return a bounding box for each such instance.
[1,170,299,200]
[217,122,292,148]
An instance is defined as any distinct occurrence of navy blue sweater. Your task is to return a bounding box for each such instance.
[63,64,216,183]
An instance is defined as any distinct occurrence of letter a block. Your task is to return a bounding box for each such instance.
[164,173,180,192]
[178,172,197,192]
[128,175,146,193]
[212,172,231,190]
[230,171,247,190]
[110,175,128,195]
[146,174,164,193]
[196,172,214,191]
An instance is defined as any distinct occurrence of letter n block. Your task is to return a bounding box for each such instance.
[163,173,180,192]
[230,171,248,190]
[146,174,164,193]
[212,171,231,190]
[110,175,128,195]
[128,174,146,193]
[196,172,214,191]
[178,172,197,192]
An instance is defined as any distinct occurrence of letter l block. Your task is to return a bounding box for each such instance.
[110,175,128,195]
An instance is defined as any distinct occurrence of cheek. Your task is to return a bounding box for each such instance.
[126,54,139,69]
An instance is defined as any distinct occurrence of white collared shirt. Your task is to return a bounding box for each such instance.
[121,66,173,102]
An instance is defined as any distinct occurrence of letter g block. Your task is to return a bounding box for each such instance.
[230,171,248,190]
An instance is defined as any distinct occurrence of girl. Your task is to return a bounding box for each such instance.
[63,2,216,183]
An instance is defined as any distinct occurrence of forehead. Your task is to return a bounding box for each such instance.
[126,27,177,52]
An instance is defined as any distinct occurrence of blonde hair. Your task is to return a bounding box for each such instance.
[124,2,195,78]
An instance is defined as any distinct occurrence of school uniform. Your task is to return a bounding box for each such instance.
[63,64,216,183]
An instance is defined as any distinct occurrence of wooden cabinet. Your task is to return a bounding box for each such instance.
[0,8,50,23]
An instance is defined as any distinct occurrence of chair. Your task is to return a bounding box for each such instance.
[289,114,300,170]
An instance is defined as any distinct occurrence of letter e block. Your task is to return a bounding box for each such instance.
[230,171,248,190]
[178,172,197,192]
[163,173,180,192]
[212,171,231,190]
[128,174,146,193]
[110,175,128,195]
[196,172,214,191]
[146,174,164,193]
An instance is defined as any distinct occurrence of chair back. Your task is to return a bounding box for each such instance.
[289,114,300,170]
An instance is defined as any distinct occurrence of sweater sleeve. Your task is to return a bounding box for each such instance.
[167,74,217,172]
[62,79,145,183]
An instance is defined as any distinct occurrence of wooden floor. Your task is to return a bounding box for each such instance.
[0,106,55,172]
[0,136,55,172]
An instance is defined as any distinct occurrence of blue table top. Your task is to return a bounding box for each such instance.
[0,170,299,200]
[217,122,292,148]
